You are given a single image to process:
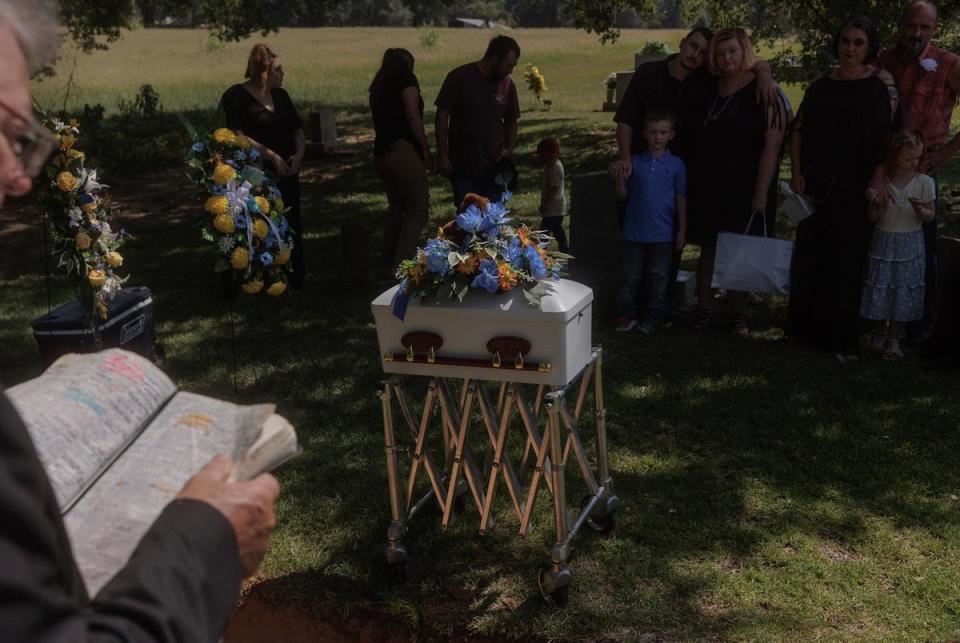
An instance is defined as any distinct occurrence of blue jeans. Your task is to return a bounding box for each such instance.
[614,241,673,323]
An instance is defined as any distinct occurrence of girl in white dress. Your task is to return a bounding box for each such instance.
[862,130,936,360]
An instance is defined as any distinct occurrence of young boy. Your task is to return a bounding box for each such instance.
[613,112,686,333]
[536,137,568,252]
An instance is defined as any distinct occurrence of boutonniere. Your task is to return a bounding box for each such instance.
[920,58,939,72]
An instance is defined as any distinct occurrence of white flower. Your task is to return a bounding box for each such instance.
[920,58,938,72]
[68,206,83,227]
[218,236,237,253]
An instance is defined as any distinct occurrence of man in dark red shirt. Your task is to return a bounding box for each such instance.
[435,35,521,208]
[877,0,960,332]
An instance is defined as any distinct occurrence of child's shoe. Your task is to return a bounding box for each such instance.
[638,320,657,335]
[614,316,639,332]
[883,338,904,361]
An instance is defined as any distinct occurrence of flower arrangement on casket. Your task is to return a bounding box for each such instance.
[34,118,127,321]
[395,192,569,309]
[182,123,294,296]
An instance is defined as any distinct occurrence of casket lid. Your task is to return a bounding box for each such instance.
[372,279,593,322]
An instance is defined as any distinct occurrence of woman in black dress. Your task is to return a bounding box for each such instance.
[369,48,431,277]
[786,17,897,359]
[686,28,785,335]
[220,44,307,289]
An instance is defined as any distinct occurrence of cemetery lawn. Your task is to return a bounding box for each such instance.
[3,27,959,640]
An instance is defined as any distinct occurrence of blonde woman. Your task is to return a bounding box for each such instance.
[685,28,786,335]
[219,44,307,289]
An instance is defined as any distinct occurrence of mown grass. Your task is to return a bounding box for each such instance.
[5,27,960,641]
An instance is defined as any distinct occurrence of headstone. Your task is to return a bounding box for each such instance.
[568,171,622,317]
[308,107,338,153]
[633,53,669,70]
[601,70,634,112]
[673,270,697,308]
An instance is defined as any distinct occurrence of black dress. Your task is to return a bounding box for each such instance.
[219,84,306,289]
[785,74,892,353]
[686,78,780,246]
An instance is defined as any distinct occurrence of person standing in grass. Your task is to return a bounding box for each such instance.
[613,113,687,334]
[862,130,936,360]
[535,137,568,253]
[220,44,307,290]
[370,48,431,278]
[435,35,521,208]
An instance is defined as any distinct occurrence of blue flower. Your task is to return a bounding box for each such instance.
[456,204,483,233]
[191,142,205,153]
[259,251,274,266]
[424,238,450,275]
[246,197,261,214]
[234,213,247,229]
[234,151,247,161]
[524,245,548,279]
[249,148,261,160]
[503,237,522,266]
[479,201,510,240]
[471,259,500,293]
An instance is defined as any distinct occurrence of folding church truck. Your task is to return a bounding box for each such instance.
[371,279,619,606]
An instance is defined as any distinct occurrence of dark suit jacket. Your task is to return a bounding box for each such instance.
[0,391,243,642]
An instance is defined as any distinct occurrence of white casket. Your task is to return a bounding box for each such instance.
[371,279,593,385]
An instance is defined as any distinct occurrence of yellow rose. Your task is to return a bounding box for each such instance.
[274,247,291,265]
[254,196,270,214]
[105,251,123,268]
[272,197,284,211]
[212,128,236,145]
[59,134,76,150]
[66,149,84,161]
[241,279,263,294]
[213,213,235,234]
[212,163,236,185]
[75,231,91,250]
[234,134,252,150]
[252,219,268,240]
[56,171,77,192]
[230,247,249,269]
[82,199,98,212]
[267,281,286,296]
[88,269,106,287]
[204,195,229,217]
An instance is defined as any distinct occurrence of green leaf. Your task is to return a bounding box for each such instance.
[201,227,215,242]
[447,251,461,267]
[177,112,198,141]
[455,279,470,302]
[240,166,266,186]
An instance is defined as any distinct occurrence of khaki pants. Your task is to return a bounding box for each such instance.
[376,139,429,271]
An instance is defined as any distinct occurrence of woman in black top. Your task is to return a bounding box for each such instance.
[220,44,307,289]
[786,17,896,358]
[370,48,431,276]
[686,28,785,335]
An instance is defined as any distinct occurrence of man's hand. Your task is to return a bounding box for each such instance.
[286,153,304,176]
[437,153,452,176]
[756,75,780,108]
[177,455,280,577]
[268,150,290,176]
[675,229,686,251]
[608,158,632,184]
[752,192,768,215]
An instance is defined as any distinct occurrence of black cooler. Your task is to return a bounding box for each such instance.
[31,286,156,368]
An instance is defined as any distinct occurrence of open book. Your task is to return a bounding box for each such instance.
[7,348,299,595]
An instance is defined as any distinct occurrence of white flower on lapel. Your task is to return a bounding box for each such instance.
[920,58,938,72]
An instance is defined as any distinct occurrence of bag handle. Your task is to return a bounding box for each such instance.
[743,211,769,238]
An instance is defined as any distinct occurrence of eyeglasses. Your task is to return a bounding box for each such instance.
[0,97,58,179]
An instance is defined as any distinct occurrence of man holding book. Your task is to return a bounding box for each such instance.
[0,2,281,640]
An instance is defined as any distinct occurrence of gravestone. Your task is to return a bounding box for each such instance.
[568,171,622,317]
[307,107,338,156]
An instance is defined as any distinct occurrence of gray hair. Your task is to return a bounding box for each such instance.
[0,0,58,71]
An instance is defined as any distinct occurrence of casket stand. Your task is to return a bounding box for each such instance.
[371,279,619,605]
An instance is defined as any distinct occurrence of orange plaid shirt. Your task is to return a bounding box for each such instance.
[878,43,959,146]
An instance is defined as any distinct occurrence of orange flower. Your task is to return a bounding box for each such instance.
[455,253,480,275]
[518,228,532,247]
[498,261,518,291]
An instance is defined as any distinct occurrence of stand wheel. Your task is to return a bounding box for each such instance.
[538,568,569,607]
[386,560,407,588]
[581,495,616,536]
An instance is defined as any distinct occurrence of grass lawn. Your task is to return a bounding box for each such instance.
[4,27,960,640]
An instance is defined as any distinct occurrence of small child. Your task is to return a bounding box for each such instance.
[536,137,568,253]
[613,112,686,334]
[862,129,936,360]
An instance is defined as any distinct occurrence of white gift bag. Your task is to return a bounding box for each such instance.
[712,213,793,294]
[779,181,815,225]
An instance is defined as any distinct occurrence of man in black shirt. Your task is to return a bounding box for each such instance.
[436,35,521,208]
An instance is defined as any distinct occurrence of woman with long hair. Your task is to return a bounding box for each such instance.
[369,48,431,277]
[219,44,307,289]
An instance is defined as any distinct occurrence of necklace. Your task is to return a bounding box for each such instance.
[703,93,734,125]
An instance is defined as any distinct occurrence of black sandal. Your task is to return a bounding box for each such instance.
[693,308,713,331]
[731,314,751,337]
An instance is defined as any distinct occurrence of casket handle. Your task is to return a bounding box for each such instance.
[402,331,444,353]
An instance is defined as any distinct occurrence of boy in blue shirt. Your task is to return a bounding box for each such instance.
[613,112,687,333]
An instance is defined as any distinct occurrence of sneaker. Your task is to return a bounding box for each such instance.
[867,334,887,355]
[638,321,657,335]
[883,339,904,361]
[614,316,639,332]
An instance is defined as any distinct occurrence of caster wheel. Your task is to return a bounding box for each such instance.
[581,495,616,536]
[387,561,407,588]
[538,568,570,607]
